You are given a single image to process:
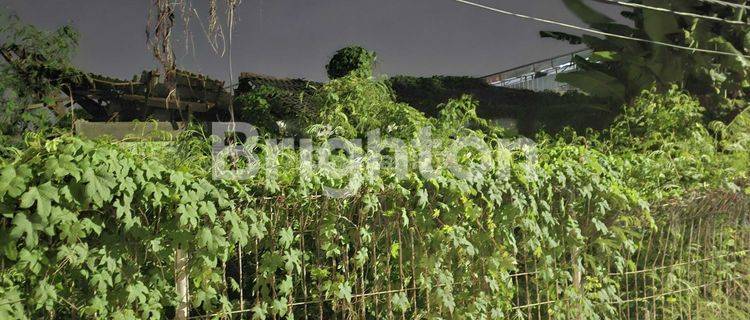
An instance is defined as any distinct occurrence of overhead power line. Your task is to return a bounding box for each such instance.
[697,0,750,10]
[597,0,749,25]
[452,0,750,58]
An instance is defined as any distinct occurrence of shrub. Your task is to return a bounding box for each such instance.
[325,46,376,80]
[303,75,429,139]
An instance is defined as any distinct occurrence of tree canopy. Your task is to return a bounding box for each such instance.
[543,0,750,121]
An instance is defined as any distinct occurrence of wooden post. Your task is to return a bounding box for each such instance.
[72,122,191,318]
[175,247,189,320]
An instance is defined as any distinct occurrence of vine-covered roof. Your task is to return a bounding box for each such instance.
[237,72,319,94]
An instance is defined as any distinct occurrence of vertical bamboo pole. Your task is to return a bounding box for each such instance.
[571,246,582,320]
[175,247,189,320]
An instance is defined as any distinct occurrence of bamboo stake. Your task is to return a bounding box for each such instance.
[175,247,189,320]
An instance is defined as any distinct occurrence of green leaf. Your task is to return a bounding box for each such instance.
[32,279,57,311]
[556,70,626,101]
[19,248,43,275]
[539,31,582,45]
[336,283,352,303]
[642,8,680,42]
[225,210,249,247]
[82,168,114,207]
[279,227,294,249]
[278,275,293,296]
[198,201,217,222]
[10,213,37,247]
[391,292,410,312]
[284,249,303,274]
[0,165,32,198]
[126,282,148,304]
[252,302,269,320]
[272,297,288,317]
[19,182,59,219]
[197,227,214,251]
[562,0,614,26]
[44,154,80,180]
[590,51,616,62]
[416,188,428,209]
[177,204,199,228]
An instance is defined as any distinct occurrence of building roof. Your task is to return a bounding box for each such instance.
[237,72,319,94]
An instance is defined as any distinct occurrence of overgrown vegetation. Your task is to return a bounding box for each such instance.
[1,72,748,318]
[544,0,750,121]
[388,75,613,135]
[235,85,309,136]
[0,14,81,144]
[0,14,749,320]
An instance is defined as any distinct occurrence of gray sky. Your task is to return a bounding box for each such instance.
[2,0,621,82]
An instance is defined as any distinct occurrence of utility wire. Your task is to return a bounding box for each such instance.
[597,0,750,25]
[453,0,750,58]
[697,0,750,10]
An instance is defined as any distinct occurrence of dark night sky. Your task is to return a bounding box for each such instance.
[2,0,621,82]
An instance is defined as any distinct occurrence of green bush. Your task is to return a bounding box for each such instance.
[602,86,745,200]
[325,46,376,80]
[303,75,429,139]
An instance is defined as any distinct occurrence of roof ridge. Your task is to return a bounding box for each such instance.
[239,72,311,82]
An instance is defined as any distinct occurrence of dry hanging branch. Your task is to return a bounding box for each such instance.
[209,0,219,36]
[147,0,241,119]
[147,0,177,107]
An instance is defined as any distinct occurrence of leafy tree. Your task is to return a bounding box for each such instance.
[543,0,750,121]
[325,46,377,79]
[0,14,81,140]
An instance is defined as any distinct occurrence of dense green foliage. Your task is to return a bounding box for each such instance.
[325,46,377,80]
[0,14,81,145]
[0,135,238,319]
[726,106,750,172]
[303,75,430,139]
[545,0,750,121]
[1,72,748,318]
[236,85,310,136]
[236,74,612,138]
[388,76,613,135]
[1,13,749,320]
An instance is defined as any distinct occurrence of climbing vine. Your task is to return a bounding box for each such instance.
[0,77,748,319]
